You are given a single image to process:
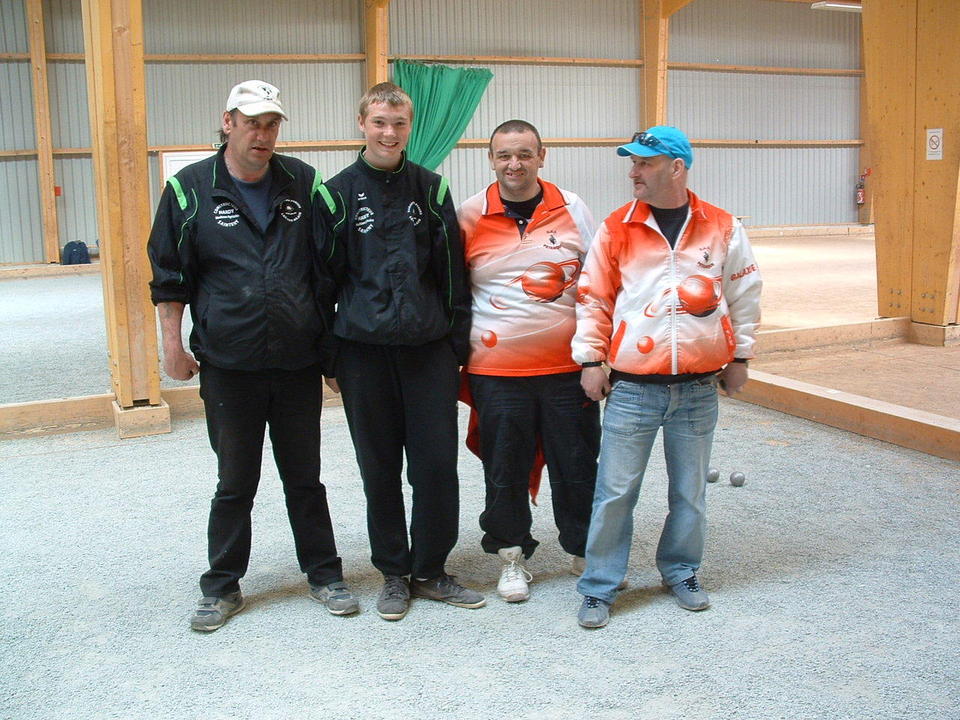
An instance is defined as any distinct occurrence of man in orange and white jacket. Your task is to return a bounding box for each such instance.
[459,120,601,604]
[572,126,761,629]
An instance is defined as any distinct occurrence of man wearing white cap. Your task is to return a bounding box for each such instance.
[148,81,357,631]
[572,126,762,628]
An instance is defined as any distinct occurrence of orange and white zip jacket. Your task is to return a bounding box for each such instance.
[459,179,595,376]
[572,190,761,375]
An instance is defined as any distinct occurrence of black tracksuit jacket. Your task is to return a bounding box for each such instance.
[147,145,324,371]
[313,152,471,366]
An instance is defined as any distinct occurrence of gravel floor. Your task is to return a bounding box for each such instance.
[2,398,957,719]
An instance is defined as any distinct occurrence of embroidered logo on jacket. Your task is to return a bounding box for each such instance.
[355,206,375,234]
[407,201,423,226]
[279,199,302,223]
[697,247,715,269]
[213,202,240,228]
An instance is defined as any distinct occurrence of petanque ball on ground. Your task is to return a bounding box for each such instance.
[706,468,721,483]
[730,471,746,487]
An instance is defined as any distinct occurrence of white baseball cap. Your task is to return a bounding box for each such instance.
[225,80,288,120]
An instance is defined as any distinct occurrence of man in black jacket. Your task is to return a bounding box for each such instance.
[314,83,482,621]
[148,80,356,632]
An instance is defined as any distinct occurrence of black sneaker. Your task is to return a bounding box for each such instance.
[377,575,411,621]
[190,591,244,632]
[666,574,711,611]
[577,596,610,628]
[410,573,485,609]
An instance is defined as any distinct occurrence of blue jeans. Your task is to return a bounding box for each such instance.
[577,375,718,604]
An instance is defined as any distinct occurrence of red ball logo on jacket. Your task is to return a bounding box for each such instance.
[677,274,721,317]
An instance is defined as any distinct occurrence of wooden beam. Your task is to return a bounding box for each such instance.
[661,0,694,17]
[641,0,670,128]
[669,62,862,77]
[26,0,60,264]
[394,54,642,69]
[145,53,364,63]
[364,0,389,88]
[862,0,915,319]
[739,370,960,463]
[81,0,164,433]
[912,0,960,325]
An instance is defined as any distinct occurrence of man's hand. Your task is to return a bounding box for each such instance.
[163,346,199,381]
[157,301,198,380]
[581,365,611,402]
[719,362,748,395]
[324,376,341,394]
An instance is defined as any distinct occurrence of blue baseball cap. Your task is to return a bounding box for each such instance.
[616,126,693,168]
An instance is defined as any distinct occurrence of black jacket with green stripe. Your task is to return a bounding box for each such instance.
[147,145,325,371]
[313,152,471,366]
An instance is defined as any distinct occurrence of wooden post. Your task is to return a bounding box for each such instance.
[641,0,669,128]
[81,0,168,437]
[26,0,60,264]
[863,0,960,327]
[640,0,693,129]
[364,0,390,89]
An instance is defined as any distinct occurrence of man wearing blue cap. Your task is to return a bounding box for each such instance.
[571,125,762,628]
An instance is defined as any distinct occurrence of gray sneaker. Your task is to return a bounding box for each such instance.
[309,580,360,616]
[190,591,244,632]
[410,573,486,609]
[577,596,610,628]
[666,574,711,611]
[377,575,411,621]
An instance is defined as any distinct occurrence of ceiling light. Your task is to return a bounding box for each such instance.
[811,1,862,11]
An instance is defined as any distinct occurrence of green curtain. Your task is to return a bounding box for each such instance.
[393,60,493,171]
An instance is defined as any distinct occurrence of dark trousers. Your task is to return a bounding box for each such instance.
[198,363,343,596]
[336,338,460,579]
[469,371,600,559]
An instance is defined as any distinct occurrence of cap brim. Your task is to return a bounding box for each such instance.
[616,142,662,158]
[234,102,288,120]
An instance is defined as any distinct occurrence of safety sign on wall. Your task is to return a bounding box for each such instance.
[926,128,943,161]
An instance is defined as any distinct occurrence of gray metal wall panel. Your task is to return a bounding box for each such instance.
[142,0,362,53]
[1,0,27,52]
[390,0,640,59]
[47,61,90,147]
[53,157,97,248]
[43,0,84,54]
[145,63,364,146]
[690,147,861,226]
[459,65,640,140]
[671,0,861,68]
[437,146,633,224]
[669,71,860,140]
[0,159,42,263]
[0,62,35,150]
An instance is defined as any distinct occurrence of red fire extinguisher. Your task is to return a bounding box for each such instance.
[855,167,871,207]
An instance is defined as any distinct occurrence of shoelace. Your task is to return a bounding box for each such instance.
[383,578,407,600]
[503,560,533,584]
[682,576,702,592]
[584,596,603,609]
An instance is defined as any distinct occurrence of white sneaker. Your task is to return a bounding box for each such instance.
[497,547,533,602]
[570,555,628,590]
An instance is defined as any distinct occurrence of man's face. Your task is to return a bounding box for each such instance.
[488,130,545,202]
[222,110,281,178]
[358,101,412,171]
[628,154,684,207]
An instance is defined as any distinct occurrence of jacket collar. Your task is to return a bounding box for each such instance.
[212,143,295,199]
[482,179,566,217]
[623,189,702,225]
[356,149,408,181]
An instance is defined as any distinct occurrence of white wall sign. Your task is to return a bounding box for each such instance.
[926,128,943,161]
[159,149,218,188]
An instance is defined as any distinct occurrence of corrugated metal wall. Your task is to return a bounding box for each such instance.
[670,0,863,225]
[1,0,864,264]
